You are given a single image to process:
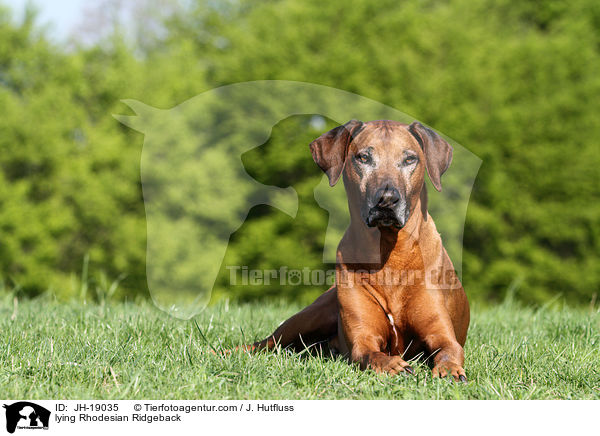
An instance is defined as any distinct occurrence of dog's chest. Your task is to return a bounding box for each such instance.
[384,312,424,358]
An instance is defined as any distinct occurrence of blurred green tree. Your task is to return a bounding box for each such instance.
[0,0,598,305]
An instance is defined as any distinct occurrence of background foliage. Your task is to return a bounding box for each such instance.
[0,0,599,305]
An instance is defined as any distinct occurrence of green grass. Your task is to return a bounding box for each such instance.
[1,295,599,399]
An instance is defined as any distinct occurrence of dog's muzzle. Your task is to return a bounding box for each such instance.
[365,186,409,229]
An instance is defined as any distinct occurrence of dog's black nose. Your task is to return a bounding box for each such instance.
[374,186,400,209]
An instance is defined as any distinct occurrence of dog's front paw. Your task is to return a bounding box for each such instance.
[432,362,467,382]
[368,354,414,375]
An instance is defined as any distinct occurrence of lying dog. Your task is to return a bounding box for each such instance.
[245,120,469,381]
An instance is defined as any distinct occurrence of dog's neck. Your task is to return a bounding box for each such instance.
[341,198,425,268]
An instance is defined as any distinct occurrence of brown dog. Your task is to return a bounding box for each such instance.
[246,120,469,381]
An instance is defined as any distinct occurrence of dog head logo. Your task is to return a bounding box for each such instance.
[114,81,481,318]
[3,402,50,434]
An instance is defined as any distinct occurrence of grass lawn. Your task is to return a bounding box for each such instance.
[1,295,599,399]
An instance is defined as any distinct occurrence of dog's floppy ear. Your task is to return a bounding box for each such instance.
[408,121,453,192]
[310,120,364,186]
[420,181,428,221]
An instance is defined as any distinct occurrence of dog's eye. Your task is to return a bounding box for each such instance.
[403,155,418,166]
[355,153,371,164]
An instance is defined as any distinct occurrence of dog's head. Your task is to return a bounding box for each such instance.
[310,120,452,229]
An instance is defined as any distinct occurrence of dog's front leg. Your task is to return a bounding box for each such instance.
[338,286,413,375]
[426,334,466,382]
[429,341,466,381]
[409,300,467,381]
